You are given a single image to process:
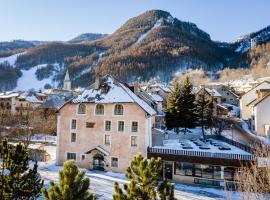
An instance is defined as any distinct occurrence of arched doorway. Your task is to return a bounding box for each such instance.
[93,153,105,171]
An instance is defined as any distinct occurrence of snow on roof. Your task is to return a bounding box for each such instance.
[149,93,163,102]
[18,92,43,104]
[0,92,19,98]
[39,96,66,110]
[154,138,251,155]
[205,88,222,97]
[72,75,156,115]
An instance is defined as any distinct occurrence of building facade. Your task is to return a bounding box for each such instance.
[56,75,156,173]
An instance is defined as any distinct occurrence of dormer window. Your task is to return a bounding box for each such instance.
[114,104,123,115]
[77,104,86,114]
[95,104,104,115]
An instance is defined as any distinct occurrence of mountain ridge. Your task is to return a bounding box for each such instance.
[0,9,269,91]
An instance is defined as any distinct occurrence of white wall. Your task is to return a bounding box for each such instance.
[240,82,270,120]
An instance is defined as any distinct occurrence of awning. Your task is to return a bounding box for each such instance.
[85,146,109,156]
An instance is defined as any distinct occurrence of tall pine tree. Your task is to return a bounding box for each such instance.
[113,154,174,200]
[196,89,213,139]
[0,138,44,199]
[179,77,197,134]
[165,80,182,134]
[43,160,95,200]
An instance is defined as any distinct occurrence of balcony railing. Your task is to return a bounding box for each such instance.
[148,147,255,161]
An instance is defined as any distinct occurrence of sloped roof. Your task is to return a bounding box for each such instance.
[39,97,66,110]
[242,81,270,97]
[253,93,270,107]
[72,75,156,115]
[149,93,163,102]
[0,92,19,98]
[205,88,222,97]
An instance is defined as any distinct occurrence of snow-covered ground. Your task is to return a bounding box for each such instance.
[0,52,24,66]
[15,64,59,91]
[36,144,240,200]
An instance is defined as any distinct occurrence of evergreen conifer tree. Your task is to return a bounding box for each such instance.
[113,154,174,200]
[165,80,182,134]
[43,160,95,200]
[0,138,44,199]
[205,96,215,134]
[179,77,197,134]
[196,89,212,139]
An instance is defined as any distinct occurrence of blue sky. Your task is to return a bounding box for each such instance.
[1,0,269,42]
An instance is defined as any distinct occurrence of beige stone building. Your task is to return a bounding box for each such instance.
[56,75,156,173]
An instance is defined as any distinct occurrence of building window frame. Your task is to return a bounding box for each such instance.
[114,104,124,115]
[130,135,138,148]
[70,132,77,143]
[131,121,139,133]
[117,120,125,132]
[67,152,76,161]
[95,104,105,116]
[104,134,111,146]
[77,103,87,115]
[70,119,77,130]
[111,157,119,168]
[104,120,112,132]
[81,154,85,161]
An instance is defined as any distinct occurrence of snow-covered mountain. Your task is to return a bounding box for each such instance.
[0,10,269,92]
[234,26,270,53]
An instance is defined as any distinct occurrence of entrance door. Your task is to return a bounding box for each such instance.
[92,154,105,171]
[164,161,173,180]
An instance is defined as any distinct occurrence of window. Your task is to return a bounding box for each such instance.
[118,121,124,132]
[81,154,85,161]
[71,133,76,143]
[131,136,138,147]
[131,121,138,132]
[105,121,111,131]
[201,165,213,179]
[114,104,123,115]
[71,119,77,130]
[67,152,76,160]
[111,157,118,167]
[194,164,202,177]
[224,167,235,181]
[105,135,110,145]
[175,162,193,176]
[213,166,221,179]
[95,104,104,115]
[77,104,86,114]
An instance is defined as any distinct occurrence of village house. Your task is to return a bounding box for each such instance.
[196,87,222,116]
[56,75,156,173]
[250,90,270,138]
[206,84,239,106]
[240,81,270,120]
[0,91,46,115]
[0,92,19,114]
[143,83,172,106]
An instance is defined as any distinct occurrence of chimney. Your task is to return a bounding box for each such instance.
[95,73,101,90]
[256,89,270,100]
[133,81,140,95]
